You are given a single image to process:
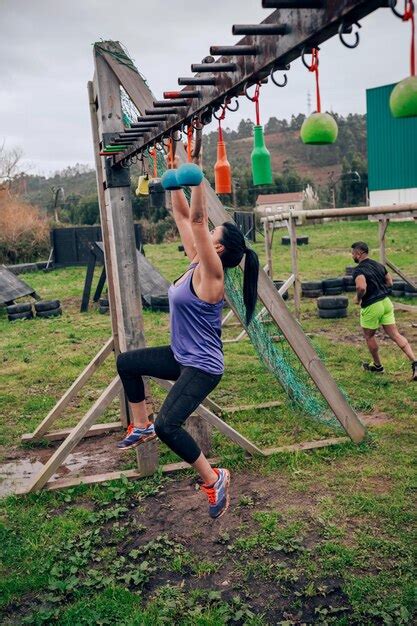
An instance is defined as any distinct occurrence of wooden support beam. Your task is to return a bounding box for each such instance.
[262,436,349,456]
[22,338,114,441]
[80,247,97,312]
[40,458,221,492]
[393,302,417,313]
[378,218,389,265]
[24,377,122,493]
[386,260,417,290]
[21,421,123,443]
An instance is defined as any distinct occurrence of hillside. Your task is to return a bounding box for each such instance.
[19,113,367,219]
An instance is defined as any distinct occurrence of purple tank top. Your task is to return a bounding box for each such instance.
[168,263,224,375]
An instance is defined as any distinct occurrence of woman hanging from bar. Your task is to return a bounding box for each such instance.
[116,133,259,519]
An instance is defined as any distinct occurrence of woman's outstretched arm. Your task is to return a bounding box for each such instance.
[169,162,195,260]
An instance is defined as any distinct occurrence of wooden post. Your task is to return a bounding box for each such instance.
[378,218,389,265]
[264,219,273,278]
[288,214,301,320]
[88,80,128,429]
[93,51,158,473]
[185,414,212,456]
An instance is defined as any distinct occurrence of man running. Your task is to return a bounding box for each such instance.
[351,241,417,380]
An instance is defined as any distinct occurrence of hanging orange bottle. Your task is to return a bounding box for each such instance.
[214,106,232,194]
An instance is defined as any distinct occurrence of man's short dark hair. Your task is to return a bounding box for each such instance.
[351,241,369,254]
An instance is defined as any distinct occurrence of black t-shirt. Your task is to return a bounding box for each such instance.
[352,258,390,308]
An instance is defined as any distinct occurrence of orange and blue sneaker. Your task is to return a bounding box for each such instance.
[200,468,230,519]
[117,422,156,450]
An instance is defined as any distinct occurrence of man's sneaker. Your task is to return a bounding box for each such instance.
[412,361,417,381]
[362,362,384,373]
[117,423,156,450]
[200,468,230,519]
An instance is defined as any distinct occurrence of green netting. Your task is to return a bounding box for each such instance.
[224,267,340,429]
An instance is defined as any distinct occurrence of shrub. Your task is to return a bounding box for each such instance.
[0,190,50,263]
[139,217,178,244]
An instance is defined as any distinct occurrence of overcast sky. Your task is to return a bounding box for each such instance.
[0,1,411,176]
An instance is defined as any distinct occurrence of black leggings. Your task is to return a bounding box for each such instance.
[116,346,222,464]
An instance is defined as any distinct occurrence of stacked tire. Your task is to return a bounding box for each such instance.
[7,302,33,322]
[322,278,344,296]
[273,280,289,301]
[342,275,356,292]
[404,283,417,299]
[99,297,109,314]
[317,295,349,319]
[301,280,323,298]
[345,266,355,276]
[150,294,170,313]
[35,300,62,318]
[281,236,309,246]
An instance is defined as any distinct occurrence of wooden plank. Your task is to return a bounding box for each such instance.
[41,457,221,492]
[288,215,301,320]
[80,248,97,312]
[0,265,37,304]
[93,267,107,302]
[378,218,389,265]
[386,260,417,290]
[25,377,122,492]
[264,220,273,278]
[223,400,283,414]
[221,308,236,327]
[89,79,128,428]
[152,378,264,456]
[136,438,159,477]
[23,338,114,441]
[393,302,417,313]
[185,413,212,456]
[262,436,349,456]
[21,421,123,443]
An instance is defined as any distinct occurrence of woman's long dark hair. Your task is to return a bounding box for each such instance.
[219,222,259,325]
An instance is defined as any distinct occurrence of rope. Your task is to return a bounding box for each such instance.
[404,1,415,75]
[217,105,227,142]
[187,126,193,162]
[307,48,321,112]
[253,83,261,125]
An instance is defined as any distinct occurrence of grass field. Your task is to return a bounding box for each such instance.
[0,220,416,625]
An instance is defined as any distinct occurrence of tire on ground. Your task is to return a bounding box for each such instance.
[322,278,344,289]
[302,280,322,290]
[150,295,170,312]
[34,300,60,312]
[8,311,34,321]
[323,286,343,295]
[99,298,109,307]
[318,308,348,319]
[317,295,348,310]
[302,289,323,298]
[6,302,32,314]
[36,307,62,318]
[99,306,109,314]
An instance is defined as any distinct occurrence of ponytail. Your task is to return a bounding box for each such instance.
[220,221,260,325]
[242,248,259,325]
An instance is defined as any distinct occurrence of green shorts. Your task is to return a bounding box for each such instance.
[360,297,395,330]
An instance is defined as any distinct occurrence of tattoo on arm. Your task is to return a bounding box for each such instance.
[191,212,205,224]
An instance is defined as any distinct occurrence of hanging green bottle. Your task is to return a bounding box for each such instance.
[251,125,272,186]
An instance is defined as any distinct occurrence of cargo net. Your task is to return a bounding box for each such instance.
[224,266,342,429]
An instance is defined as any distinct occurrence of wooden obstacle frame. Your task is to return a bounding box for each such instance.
[261,204,417,320]
[20,2,401,493]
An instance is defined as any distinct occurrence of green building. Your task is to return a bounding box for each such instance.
[366,83,417,206]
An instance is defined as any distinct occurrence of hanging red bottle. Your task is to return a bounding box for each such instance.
[215,140,232,194]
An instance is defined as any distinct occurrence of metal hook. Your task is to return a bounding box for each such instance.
[338,21,361,48]
[190,116,203,131]
[213,104,226,121]
[301,46,319,70]
[389,0,409,19]
[171,128,183,142]
[225,96,239,112]
[155,141,166,153]
[243,81,261,102]
[270,63,290,87]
